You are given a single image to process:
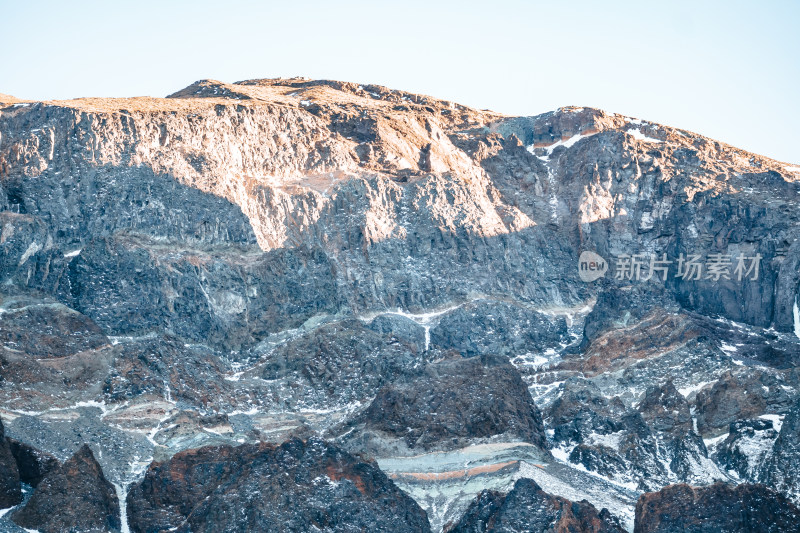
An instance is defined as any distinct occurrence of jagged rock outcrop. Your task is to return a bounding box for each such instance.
[547,380,724,491]
[445,478,625,533]
[0,415,22,508]
[694,369,797,434]
[7,437,59,487]
[760,399,800,500]
[714,418,779,481]
[126,437,431,533]
[11,444,120,533]
[633,482,800,533]
[336,353,549,455]
[258,318,425,410]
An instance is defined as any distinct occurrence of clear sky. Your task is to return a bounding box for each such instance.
[2,0,798,163]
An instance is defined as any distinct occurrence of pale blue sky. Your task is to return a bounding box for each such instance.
[2,0,798,163]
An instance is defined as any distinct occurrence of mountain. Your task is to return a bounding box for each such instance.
[0,78,799,532]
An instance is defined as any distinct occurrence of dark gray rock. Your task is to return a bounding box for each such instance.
[0,416,22,509]
[446,477,625,533]
[7,438,59,488]
[338,353,549,455]
[260,318,425,409]
[11,444,120,533]
[760,399,800,500]
[714,418,778,481]
[127,437,431,533]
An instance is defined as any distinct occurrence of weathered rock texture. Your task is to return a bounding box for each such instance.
[11,444,120,533]
[126,437,431,532]
[633,482,800,533]
[337,353,549,455]
[0,416,22,509]
[446,477,625,533]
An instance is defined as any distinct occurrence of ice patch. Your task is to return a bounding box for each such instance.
[587,431,626,451]
[550,446,571,462]
[793,295,800,340]
[63,248,82,258]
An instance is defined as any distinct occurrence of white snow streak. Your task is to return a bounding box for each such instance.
[114,483,131,533]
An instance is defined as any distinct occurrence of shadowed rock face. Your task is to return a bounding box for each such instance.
[126,437,431,533]
[760,398,800,498]
[338,353,549,454]
[0,416,22,509]
[713,418,778,481]
[445,478,625,533]
[633,482,800,533]
[7,437,59,487]
[11,444,120,533]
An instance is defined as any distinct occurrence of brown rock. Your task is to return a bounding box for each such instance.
[7,437,59,487]
[634,482,800,533]
[446,477,625,532]
[12,444,120,533]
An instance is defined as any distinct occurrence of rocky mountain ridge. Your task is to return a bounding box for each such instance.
[1,78,799,531]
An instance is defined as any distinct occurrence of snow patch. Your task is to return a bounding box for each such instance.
[63,248,82,258]
[626,128,662,143]
[703,433,729,450]
[759,414,784,433]
[678,380,714,398]
[527,132,598,157]
[114,483,131,533]
[720,342,738,354]
[793,295,800,340]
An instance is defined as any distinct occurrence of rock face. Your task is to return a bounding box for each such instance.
[7,437,59,487]
[546,379,725,492]
[633,482,800,533]
[11,444,120,533]
[0,416,22,509]
[126,437,431,533]
[2,78,800,531]
[337,353,549,455]
[760,399,800,499]
[445,478,625,533]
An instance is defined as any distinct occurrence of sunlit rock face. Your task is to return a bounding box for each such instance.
[1,78,800,532]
